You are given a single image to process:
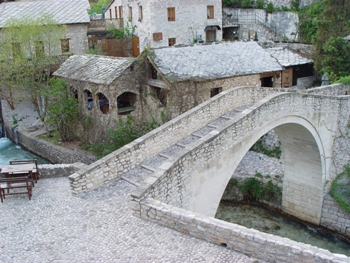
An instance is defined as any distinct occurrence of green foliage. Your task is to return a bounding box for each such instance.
[239,177,263,200]
[88,0,110,15]
[242,0,255,8]
[237,176,282,203]
[336,76,350,84]
[88,116,159,158]
[45,78,79,142]
[108,22,137,39]
[290,0,300,11]
[250,139,282,159]
[222,0,242,8]
[320,37,350,82]
[0,14,66,133]
[331,164,350,213]
[313,0,350,75]
[266,2,275,13]
[298,1,323,43]
[12,115,18,125]
[256,0,265,9]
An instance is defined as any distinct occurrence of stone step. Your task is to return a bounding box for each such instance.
[120,166,153,186]
[141,155,168,170]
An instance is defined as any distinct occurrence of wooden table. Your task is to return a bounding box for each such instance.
[0,163,36,182]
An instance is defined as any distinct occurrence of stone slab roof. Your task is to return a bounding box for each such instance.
[265,47,313,68]
[53,55,135,85]
[0,0,90,28]
[151,41,283,83]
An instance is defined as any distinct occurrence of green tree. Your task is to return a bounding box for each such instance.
[298,1,323,43]
[46,78,79,142]
[320,37,350,82]
[313,0,350,75]
[0,14,66,134]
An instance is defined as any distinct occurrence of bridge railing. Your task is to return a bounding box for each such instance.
[69,86,283,194]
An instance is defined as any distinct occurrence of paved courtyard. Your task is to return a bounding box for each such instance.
[0,177,262,263]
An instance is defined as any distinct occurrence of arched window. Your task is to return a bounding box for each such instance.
[117,92,137,114]
[84,90,93,110]
[97,92,109,114]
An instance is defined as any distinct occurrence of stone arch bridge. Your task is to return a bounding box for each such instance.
[70,84,350,226]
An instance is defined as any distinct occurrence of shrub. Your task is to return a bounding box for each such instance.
[266,2,275,13]
[256,0,265,9]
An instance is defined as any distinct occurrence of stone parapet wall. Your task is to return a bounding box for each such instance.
[135,198,350,263]
[16,130,97,165]
[321,194,350,237]
[69,86,285,194]
[304,84,350,96]
[39,163,87,178]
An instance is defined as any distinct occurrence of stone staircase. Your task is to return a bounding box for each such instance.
[120,105,251,187]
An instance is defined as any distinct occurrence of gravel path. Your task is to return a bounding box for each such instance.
[0,177,262,263]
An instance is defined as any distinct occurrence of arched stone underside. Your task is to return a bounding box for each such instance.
[186,115,327,225]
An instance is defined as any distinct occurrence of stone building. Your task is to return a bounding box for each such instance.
[52,54,162,141]
[266,47,314,88]
[104,0,223,50]
[0,0,90,55]
[53,41,284,137]
[148,41,283,118]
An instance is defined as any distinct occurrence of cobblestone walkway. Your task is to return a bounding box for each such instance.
[0,177,262,263]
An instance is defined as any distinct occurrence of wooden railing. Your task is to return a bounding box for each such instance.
[89,18,124,30]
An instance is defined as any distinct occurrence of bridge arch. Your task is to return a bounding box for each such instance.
[188,115,327,225]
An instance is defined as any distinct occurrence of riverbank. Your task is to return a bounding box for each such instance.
[0,97,97,164]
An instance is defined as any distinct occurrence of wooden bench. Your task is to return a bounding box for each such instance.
[0,177,34,203]
[10,159,39,183]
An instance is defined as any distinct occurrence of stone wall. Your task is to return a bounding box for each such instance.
[69,86,284,194]
[39,163,86,178]
[222,8,298,41]
[136,198,350,263]
[16,129,97,165]
[321,194,350,237]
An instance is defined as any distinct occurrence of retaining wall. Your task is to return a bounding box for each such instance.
[136,198,350,263]
[16,129,97,165]
[321,195,350,237]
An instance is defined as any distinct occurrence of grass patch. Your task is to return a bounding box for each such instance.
[331,164,350,213]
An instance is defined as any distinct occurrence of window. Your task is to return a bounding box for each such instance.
[109,9,112,20]
[34,41,45,57]
[167,7,175,21]
[60,39,70,53]
[115,6,118,18]
[139,6,143,21]
[207,6,214,19]
[84,90,93,110]
[129,6,132,20]
[119,6,123,19]
[117,92,137,114]
[168,38,176,46]
[210,87,222,97]
[98,93,109,114]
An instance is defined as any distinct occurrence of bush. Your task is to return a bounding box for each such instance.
[256,0,265,9]
[266,2,275,13]
[88,116,159,158]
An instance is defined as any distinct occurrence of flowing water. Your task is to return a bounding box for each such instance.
[0,137,50,165]
[216,202,350,256]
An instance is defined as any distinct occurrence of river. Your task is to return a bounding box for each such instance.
[216,202,350,256]
[0,137,49,165]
